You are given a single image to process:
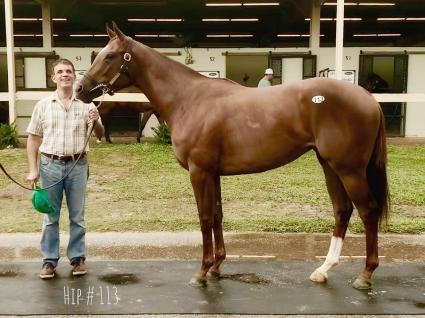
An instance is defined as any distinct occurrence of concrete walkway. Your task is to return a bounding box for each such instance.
[0,232,424,316]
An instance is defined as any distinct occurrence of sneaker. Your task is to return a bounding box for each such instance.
[72,259,87,276]
[39,262,55,279]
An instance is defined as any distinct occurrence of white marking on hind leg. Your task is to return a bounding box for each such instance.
[310,236,343,283]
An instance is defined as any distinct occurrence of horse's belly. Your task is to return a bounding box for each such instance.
[218,144,309,175]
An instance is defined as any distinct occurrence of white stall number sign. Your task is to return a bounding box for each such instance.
[327,70,356,84]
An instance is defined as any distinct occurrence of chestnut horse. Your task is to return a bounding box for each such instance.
[76,23,389,290]
[96,100,161,143]
[95,86,162,143]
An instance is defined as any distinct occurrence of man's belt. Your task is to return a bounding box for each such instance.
[41,152,86,161]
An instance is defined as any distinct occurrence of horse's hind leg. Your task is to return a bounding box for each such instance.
[209,175,226,279]
[310,158,354,283]
[338,171,380,289]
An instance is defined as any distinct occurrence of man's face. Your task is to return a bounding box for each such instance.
[266,74,273,81]
[52,63,75,89]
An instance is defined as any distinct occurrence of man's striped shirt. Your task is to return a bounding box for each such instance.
[26,91,100,156]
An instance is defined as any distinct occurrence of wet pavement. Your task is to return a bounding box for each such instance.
[0,232,424,315]
[0,260,425,315]
[1,232,425,262]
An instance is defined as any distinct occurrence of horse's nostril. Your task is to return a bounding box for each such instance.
[75,84,83,93]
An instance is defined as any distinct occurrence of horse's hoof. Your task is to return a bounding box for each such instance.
[189,276,207,287]
[96,139,102,144]
[309,270,328,283]
[208,271,221,281]
[352,277,372,290]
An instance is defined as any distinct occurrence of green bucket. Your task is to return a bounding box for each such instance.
[32,186,55,214]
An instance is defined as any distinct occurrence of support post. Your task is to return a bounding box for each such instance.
[4,0,16,124]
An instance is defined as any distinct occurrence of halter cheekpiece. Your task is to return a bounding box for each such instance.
[87,38,133,96]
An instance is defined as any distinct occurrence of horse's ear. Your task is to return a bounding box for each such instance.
[106,23,116,39]
[111,21,126,42]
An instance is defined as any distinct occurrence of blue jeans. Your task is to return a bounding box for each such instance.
[39,154,88,267]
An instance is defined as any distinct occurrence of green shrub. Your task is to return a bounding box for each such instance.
[152,122,171,145]
[0,123,19,149]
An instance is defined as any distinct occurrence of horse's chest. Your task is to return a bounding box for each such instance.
[172,145,189,170]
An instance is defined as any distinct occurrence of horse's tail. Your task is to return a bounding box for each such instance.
[367,108,390,228]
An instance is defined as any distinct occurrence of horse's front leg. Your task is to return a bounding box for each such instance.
[209,175,226,279]
[189,165,217,287]
[137,110,153,143]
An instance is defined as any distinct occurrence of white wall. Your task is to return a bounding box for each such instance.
[406,55,425,137]
[282,58,303,84]
[24,57,46,88]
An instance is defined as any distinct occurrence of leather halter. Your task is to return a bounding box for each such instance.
[85,37,133,96]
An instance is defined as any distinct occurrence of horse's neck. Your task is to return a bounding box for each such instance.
[131,42,201,126]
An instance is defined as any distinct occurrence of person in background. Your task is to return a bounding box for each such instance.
[26,58,104,279]
[257,68,274,88]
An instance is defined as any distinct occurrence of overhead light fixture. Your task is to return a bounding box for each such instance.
[70,34,108,37]
[206,34,254,37]
[377,33,401,36]
[353,33,401,37]
[378,17,425,21]
[231,18,259,21]
[277,34,302,37]
[13,17,67,21]
[323,2,394,5]
[323,2,357,5]
[377,17,404,21]
[202,18,258,22]
[277,34,324,37]
[36,34,59,37]
[206,3,242,6]
[203,18,229,21]
[128,18,183,22]
[243,2,279,5]
[358,2,395,5]
[13,18,39,21]
[206,34,230,37]
[157,18,183,22]
[305,17,362,21]
[14,33,38,36]
[15,34,58,37]
[206,2,279,6]
[135,34,177,37]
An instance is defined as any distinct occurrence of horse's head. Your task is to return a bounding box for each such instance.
[76,22,134,103]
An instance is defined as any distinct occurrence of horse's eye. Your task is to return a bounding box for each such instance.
[105,53,115,59]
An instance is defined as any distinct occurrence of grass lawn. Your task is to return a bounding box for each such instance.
[0,142,424,233]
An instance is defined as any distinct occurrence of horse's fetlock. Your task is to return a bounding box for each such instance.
[325,257,339,268]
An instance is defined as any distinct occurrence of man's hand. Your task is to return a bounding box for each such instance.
[89,108,100,122]
[26,170,39,187]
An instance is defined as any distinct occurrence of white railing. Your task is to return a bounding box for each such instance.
[1,91,425,103]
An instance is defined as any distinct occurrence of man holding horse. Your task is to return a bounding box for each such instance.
[26,58,104,279]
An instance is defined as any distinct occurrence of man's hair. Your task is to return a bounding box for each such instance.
[52,58,75,73]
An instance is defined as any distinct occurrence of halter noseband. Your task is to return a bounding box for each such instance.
[86,37,133,96]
